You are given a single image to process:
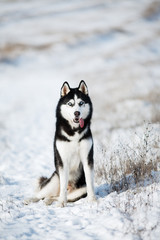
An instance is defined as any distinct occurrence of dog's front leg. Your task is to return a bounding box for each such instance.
[80,139,96,202]
[83,161,95,202]
[58,165,69,207]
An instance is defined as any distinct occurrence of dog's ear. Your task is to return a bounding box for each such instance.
[61,82,70,97]
[78,80,88,95]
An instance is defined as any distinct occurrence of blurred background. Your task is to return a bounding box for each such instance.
[0,0,160,177]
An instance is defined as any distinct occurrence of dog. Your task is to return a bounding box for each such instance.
[24,80,95,207]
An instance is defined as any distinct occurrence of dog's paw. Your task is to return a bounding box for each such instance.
[88,195,97,203]
[56,201,67,208]
[23,197,39,205]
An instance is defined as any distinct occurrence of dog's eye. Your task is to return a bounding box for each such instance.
[68,102,73,107]
[79,101,85,106]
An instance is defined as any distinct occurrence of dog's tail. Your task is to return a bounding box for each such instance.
[23,172,60,205]
[34,171,60,200]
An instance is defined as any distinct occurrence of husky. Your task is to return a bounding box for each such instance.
[24,80,95,207]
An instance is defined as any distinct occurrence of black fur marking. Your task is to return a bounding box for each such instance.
[54,141,63,169]
[88,145,94,167]
[56,128,70,142]
[74,163,86,188]
[39,172,58,189]
[39,177,48,189]
[79,128,92,142]
[56,118,75,138]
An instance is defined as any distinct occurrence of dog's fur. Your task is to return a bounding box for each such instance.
[24,81,95,207]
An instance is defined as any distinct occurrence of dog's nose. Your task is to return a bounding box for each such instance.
[74,111,80,117]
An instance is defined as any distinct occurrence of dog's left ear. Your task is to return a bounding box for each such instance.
[78,80,88,95]
[61,82,70,97]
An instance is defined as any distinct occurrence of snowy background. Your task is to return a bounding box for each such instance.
[0,0,160,239]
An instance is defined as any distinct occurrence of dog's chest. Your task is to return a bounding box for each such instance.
[68,140,81,171]
[56,132,82,169]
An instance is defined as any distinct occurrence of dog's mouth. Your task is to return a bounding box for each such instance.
[73,117,84,128]
[73,117,79,123]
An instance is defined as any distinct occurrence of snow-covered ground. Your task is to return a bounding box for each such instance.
[0,0,160,239]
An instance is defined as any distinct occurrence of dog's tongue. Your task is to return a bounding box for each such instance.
[79,118,84,128]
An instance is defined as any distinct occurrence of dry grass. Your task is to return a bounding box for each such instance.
[0,43,53,61]
[143,0,160,20]
[95,123,160,193]
[150,89,160,123]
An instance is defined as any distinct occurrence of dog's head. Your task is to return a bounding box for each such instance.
[57,80,92,129]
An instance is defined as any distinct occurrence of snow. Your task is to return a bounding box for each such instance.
[0,0,160,239]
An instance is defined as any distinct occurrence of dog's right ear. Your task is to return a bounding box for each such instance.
[61,82,70,97]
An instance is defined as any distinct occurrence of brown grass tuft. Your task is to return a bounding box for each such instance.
[95,123,160,193]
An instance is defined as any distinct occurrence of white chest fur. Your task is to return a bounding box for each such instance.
[56,129,92,181]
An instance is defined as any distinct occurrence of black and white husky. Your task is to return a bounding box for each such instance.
[25,81,95,207]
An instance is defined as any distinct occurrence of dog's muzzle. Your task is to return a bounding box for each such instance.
[73,111,84,128]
